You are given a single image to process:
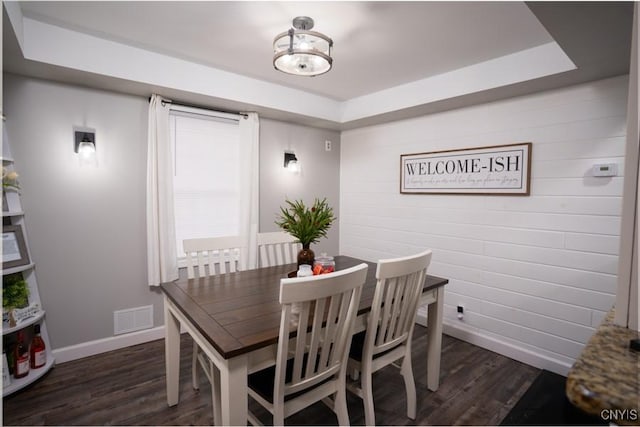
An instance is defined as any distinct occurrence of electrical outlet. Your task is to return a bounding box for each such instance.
[325,140,332,151]
[457,305,464,320]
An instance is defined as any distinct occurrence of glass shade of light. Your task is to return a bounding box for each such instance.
[77,140,97,167]
[273,30,333,76]
[77,141,96,159]
[286,159,299,173]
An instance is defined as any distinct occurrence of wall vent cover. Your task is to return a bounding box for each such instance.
[114,305,153,335]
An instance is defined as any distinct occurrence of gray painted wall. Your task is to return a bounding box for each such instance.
[3,74,341,349]
[259,118,341,256]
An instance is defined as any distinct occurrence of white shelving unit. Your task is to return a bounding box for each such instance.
[2,126,55,396]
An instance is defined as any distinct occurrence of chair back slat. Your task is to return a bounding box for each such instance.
[274,263,368,402]
[256,231,301,267]
[367,250,432,358]
[292,300,311,383]
[183,236,245,279]
[305,297,327,378]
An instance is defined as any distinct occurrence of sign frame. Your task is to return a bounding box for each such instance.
[2,224,30,269]
[400,142,532,196]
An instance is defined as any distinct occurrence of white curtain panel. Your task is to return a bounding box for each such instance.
[239,112,260,270]
[146,95,178,286]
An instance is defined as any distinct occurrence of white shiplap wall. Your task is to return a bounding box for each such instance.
[339,76,628,375]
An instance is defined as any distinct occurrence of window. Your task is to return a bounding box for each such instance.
[170,112,240,257]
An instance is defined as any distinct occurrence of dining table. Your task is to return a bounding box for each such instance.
[161,255,448,425]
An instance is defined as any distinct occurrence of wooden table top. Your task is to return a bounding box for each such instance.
[161,255,448,360]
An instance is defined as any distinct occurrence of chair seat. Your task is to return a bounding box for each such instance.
[248,354,333,403]
[348,330,396,362]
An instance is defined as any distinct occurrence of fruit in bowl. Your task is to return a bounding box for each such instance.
[313,254,335,275]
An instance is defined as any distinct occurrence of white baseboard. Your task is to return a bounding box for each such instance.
[52,326,166,364]
[55,315,573,377]
[416,313,572,376]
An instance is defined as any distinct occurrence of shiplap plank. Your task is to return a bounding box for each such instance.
[485,242,618,274]
[487,257,617,294]
[481,271,616,311]
[344,219,565,250]
[479,211,620,235]
[343,208,620,236]
[486,196,622,216]
[343,193,622,216]
[532,136,627,160]
[343,225,485,254]
[430,262,485,285]
[532,177,624,197]
[565,233,620,255]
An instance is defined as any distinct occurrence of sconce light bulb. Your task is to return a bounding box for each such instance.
[287,159,299,173]
[78,141,96,159]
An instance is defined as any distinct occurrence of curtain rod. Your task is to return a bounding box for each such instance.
[148,96,249,120]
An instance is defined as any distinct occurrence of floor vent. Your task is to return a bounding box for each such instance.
[114,305,154,335]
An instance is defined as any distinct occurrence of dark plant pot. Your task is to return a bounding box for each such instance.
[297,246,315,267]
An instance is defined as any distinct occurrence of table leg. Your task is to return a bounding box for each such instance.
[212,366,222,426]
[220,354,249,426]
[426,286,444,391]
[164,297,181,406]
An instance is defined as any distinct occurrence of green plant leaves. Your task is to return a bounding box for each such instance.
[275,198,335,246]
[3,273,29,309]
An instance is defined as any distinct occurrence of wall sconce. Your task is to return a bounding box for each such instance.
[74,130,97,167]
[284,151,299,173]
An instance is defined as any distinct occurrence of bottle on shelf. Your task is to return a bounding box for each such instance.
[30,324,46,369]
[13,330,29,379]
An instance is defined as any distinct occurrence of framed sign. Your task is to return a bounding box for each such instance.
[2,224,30,269]
[400,142,531,195]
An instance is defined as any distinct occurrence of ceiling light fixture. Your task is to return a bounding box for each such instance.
[273,16,333,77]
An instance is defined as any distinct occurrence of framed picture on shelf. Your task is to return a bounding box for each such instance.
[2,224,30,269]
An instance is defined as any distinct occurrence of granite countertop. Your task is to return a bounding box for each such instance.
[566,308,639,425]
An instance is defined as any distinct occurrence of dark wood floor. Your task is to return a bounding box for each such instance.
[3,325,539,426]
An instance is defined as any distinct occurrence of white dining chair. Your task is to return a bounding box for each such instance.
[347,250,432,426]
[183,235,246,425]
[256,231,301,267]
[184,235,245,278]
[247,263,369,426]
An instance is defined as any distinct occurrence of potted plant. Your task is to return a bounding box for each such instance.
[275,198,335,266]
[3,274,30,325]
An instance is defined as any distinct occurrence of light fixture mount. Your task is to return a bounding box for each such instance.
[284,152,298,168]
[273,16,333,77]
[292,16,314,31]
